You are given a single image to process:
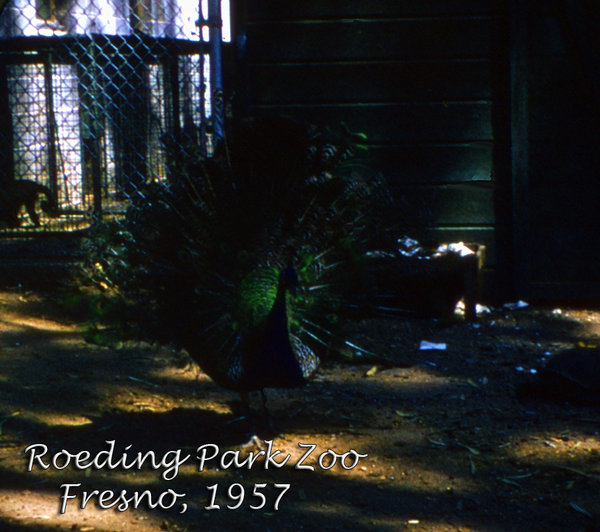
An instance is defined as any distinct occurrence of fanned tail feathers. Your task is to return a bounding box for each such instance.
[84,116,392,389]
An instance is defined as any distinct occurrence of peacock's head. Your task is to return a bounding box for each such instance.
[280,265,299,296]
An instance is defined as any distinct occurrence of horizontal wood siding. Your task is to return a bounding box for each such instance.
[248,1,503,21]
[250,102,493,143]
[248,61,492,104]
[392,184,495,226]
[246,19,496,62]
[369,143,494,184]
[242,1,506,299]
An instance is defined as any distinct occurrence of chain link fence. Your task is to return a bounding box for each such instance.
[0,0,228,234]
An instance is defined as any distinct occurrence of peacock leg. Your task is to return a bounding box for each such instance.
[240,391,250,416]
[260,390,268,413]
[236,391,267,450]
[260,390,277,433]
[228,391,251,424]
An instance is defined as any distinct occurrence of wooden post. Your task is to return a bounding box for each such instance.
[509,0,530,299]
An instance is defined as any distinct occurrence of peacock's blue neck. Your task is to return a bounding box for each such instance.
[268,277,291,336]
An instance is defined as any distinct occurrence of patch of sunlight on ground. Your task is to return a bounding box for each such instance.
[0,314,83,333]
[0,488,162,531]
[17,411,94,428]
[508,431,600,471]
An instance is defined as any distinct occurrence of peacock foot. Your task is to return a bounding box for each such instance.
[240,434,268,451]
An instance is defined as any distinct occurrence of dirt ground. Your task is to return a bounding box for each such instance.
[0,289,599,532]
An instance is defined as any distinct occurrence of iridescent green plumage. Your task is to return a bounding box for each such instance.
[84,116,389,392]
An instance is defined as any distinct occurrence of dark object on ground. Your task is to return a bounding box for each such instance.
[349,243,482,321]
[517,347,600,405]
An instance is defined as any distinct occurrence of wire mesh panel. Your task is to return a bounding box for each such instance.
[0,0,227,234]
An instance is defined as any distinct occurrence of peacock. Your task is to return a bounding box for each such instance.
[84,116,392,428]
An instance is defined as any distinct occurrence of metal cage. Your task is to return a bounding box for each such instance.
[0,0,227,235]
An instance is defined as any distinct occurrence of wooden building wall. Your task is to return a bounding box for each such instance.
[236,0,509,301]
[234,0,600,303]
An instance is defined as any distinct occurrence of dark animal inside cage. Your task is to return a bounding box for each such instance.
[0,179,60,228]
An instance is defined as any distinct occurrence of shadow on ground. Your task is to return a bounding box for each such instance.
[0,290,599,531]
